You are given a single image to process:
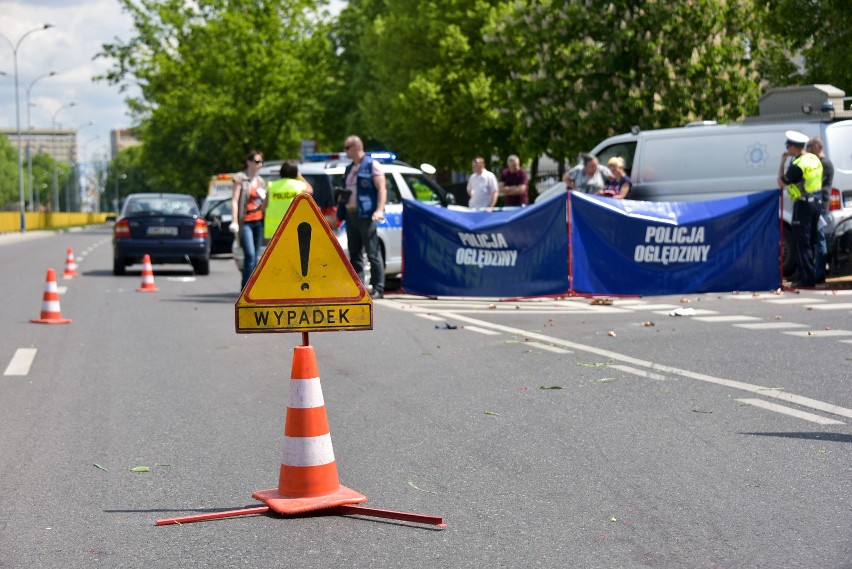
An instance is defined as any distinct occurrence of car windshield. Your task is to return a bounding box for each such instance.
[400,173,445,204]
[125,197,198,216]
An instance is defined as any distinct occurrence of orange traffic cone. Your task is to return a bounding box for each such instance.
[62,248,79,279]
[136,254,159,292]
[252,345,367,514]
[31,268,71,324]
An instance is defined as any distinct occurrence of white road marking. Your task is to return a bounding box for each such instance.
[4,348,37,376]
[653,308,719,316]
[463,325,501,336]
[736,398,845,425]
[766,298,826,304]
[415,313,445,322]
[622,304,680,311]
[610,364,671,381]
[57,286,67,294]
[734,322,809,330]
[524,341,571,354]
[384,305,852,421]
[805,303,852,310]
[694,315,761,323]
[783,329,852,338]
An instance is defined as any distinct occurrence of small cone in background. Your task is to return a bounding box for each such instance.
[252,345,367,514]
[62,248,79,278]
[31,268,71,324]
[136,254,158,292]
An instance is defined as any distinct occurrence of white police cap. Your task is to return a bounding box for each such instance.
[785,130,809,146]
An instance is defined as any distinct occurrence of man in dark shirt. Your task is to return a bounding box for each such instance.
[498,155,529,206]
[806,137,834,283]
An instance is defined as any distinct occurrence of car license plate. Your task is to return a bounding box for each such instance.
[147,226,178,236]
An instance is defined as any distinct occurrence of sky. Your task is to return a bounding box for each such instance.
[1,0,346,165]
[1,0,138,163]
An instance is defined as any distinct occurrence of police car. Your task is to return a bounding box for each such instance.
[233,152,456,288]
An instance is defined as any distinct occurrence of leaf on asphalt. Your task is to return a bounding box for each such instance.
[607,330,617,337]
[578,360,613,367]
[484,411,500,416]
[610,517,617,523]
[93,464,108,472]
[130,466,151,473]
[408,481,437,494]
[691,409,713,414]
[539,386,564,390]
[599,378,616,383]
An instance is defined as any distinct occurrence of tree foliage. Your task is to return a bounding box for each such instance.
[335,0,508,171]
[759,0,852,93]
[487,0,764,163]
[97,0,337,196]
[0,135,19,210]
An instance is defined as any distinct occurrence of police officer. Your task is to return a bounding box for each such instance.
[264,160,313,240]
[342,135,387,299]
[777,130,824,287]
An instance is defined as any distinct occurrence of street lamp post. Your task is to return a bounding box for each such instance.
[0,23,55,232]
[51,102,77,211]
[26,70,58,212]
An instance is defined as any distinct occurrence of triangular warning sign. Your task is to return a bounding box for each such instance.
[235,194,372,334]
[240,194,367,304]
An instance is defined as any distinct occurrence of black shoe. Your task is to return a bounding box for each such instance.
[370,290,384,299]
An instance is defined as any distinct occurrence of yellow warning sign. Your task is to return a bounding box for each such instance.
[235,194,372,333]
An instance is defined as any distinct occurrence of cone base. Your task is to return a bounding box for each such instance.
[136,287,159,292]
[31,317,72,324]
[62,272,78,279]
[252,484,367,514]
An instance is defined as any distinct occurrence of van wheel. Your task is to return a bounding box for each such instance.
[781,229,796,277]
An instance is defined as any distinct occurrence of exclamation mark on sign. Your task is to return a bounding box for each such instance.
[298,222,311,291]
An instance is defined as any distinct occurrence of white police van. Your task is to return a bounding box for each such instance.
[587,84,852,277]
[234,152,455,288]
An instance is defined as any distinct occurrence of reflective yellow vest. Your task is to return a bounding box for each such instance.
[264,178,308,239]
[787,152,823,200]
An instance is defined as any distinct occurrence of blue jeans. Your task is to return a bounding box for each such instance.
[240,219,264,289]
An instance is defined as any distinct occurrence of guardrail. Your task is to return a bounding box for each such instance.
[0,212,112,233]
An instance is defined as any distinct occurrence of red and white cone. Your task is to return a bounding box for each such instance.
[31,268,71,324]
[252,345,367,514]
[62,248,79,279]
[136,254,158,292]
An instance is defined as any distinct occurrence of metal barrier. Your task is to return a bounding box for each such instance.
[0,212,112,233]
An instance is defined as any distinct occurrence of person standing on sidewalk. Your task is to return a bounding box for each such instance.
[467,157,499,210]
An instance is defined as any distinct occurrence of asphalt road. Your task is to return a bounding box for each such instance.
[1,226,851,568]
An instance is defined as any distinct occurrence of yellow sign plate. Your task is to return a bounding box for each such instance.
[235,194,372,333]
[236,300,373,332]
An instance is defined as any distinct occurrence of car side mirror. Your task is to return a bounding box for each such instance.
[444,193,456,206]
[105,214,116,223]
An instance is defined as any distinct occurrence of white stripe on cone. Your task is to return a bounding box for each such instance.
[282,434,336,467]
[288,377,325,408]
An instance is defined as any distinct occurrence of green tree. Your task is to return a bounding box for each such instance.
[487,0,765,165]
[758,0,852,92]
[97,0,336,195]
[0,135,19,210]
[336,0,508,171]
[105,146,148,211]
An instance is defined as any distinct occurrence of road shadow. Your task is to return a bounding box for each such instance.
[739,432,852,444]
